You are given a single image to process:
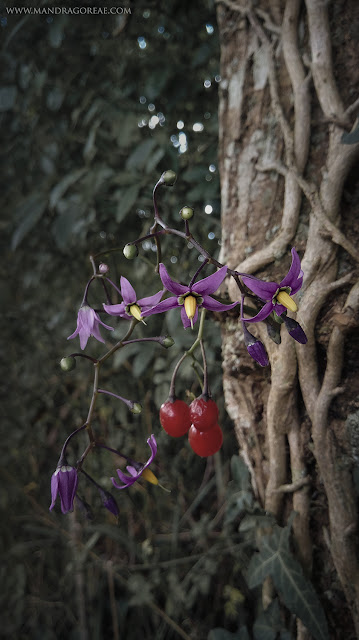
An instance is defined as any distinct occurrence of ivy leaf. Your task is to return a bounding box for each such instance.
[248,525,329,640]
[11,193,47,250]
[253,599,282,640]
[341,120,359,145]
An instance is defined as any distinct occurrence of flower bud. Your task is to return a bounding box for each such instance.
[283,316,308,344]
[242,323,269,367]
[60,356,76,372]
[123,243,139,260]
[161,170,177,186]
[180,206,194,220]
[131,402,142,415]
[99,263,109,274]
[162,336,175,349]
[266,322,281,345]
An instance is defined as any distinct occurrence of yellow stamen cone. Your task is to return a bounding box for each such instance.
[184,295,197,321]
[129,304,147,324]
[276,290,298,312]
[141,469,159,485]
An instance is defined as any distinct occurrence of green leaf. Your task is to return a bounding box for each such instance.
[11,193,47,250]
[341,120,359,145]
[115,183,141,223]
[49,167,87,211]
[253,599,281,640]
[248,525,329,640]
[126,138,158,171]
[208,629,242,640]
[231,456,250,490]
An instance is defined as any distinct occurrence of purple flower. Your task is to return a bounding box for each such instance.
[242,323,269,367]
[68,305,114,350]
[142,263,238,329]
[242,248,303,323]
[99,489,119,517]
[283,316,308,344]
[111,435,157,490]
[103,276,164,322]
[50,465,78,514]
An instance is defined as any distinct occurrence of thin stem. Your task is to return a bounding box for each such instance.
[200,339,209,398]
[68,353,99,364]
[59,424,87,465]
[189,259,209,288]
[168,309,207,399]
[98,388,137,410]
[98,319,138,365]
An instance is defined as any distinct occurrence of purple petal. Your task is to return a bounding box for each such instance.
[96,313,114,331]
[243,300,274,323]
[180,305,198,328]
[192,266,228,296]
[159,263,188,295]
[145,434,157,462]
[90,323,106,345]
[103,302,127,317]
[67,327,80,341]
[79,329,90,350]
[58,467,78,514]
[273,303,286,317]
[241,276,278,301]
[137,289,164,310]
[247,341,269,367]
[49,473,59,511]
[202,295,238,312]
[280,248,303,293]
[141,296,179,317]
[120,276,137,305]
[111,475,136,490]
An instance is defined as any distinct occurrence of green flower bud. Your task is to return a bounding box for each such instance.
[60,356,76,372]
[131,402,142,415]
[161,170,177,186]
[266,322,281,345]
[123,244,139,260]
[180,206,194,220]
[162,336,175,349]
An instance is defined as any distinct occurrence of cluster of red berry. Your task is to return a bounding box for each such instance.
[159,396,223,457]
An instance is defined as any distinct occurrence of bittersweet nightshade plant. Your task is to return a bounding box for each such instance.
[68,304,113,350]
[50,464,78,514]
[142,263,238,328]
[241,248,303,323]
[53,171,308,518]
[111,435,157,490]
[103,276,163,322]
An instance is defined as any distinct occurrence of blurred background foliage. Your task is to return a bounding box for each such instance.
[0,1,250,638]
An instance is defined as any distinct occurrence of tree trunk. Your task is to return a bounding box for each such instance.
[216,0,359,637]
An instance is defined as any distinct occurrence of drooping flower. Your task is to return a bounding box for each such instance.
[242,323,269,367]
[68,305,114,350]
[241,248,303,323]
[283,315,308,344]
[49,465,78,514]
[99,489,120,517]
[103,277,163,322]
[142,263,238,329]
[111,435,157,490]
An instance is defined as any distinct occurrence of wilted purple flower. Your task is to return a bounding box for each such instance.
[50,465,78,514]
[103,276,163,322]
[68,305,114,350]
[283,316,308,344]
[242,248,303,323]
[99,489,119,517]
[112,435,157,490]
[142,263,238,329]
[242,323,269,367]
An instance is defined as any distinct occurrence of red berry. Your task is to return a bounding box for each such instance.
[160,399,191,437]
[189,397,219,432]
[188,423,223,457]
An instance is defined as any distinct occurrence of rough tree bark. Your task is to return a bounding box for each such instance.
[216,1,359,638]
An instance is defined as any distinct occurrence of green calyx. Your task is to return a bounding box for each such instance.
[60,356,76,372]
[161,170,177,186]
[162,336,175,349]
[131,402,142,415]
[180,206,194,220]
[123,244,139,260]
